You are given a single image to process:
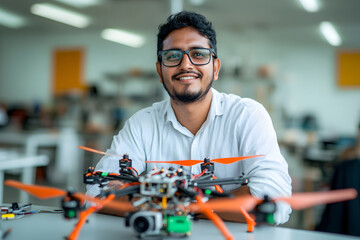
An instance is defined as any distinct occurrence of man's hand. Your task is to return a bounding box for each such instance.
[106,180,126,190]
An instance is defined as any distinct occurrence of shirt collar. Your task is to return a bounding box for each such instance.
[164,97,176,124]
[164,88,224,125]
[211,88,224,117]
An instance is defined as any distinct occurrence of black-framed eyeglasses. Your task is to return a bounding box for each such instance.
[158,48,217,67]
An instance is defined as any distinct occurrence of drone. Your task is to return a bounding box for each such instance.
[3,146,358,240]
[80,146,258,238]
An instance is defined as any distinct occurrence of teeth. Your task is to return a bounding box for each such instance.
[179,76,196,80]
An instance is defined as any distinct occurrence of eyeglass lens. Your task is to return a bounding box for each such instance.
[161,49,212,66]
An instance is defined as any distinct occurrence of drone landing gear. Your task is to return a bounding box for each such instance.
[195,196,234,240]
[65,194,116,240]
[239,207,256,232]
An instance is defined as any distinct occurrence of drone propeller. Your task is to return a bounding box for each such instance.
[188,195,261,213]
[78,146,121,157]
[5,180,67,199]
[145,155,264,167]
[188,188,357,213]
[4,180,107,205]
[276,188,358,210]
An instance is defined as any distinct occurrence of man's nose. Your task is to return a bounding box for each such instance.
[179,53,193,69]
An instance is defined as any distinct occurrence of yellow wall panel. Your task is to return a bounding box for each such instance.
[53,48,87,96]
[337,51,360,88]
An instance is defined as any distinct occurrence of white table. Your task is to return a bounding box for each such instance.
[1,205,359,240]
[0,128,84,189]
[0,130,59,155]
[0,153,49,203]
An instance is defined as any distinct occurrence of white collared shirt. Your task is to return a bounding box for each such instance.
[87,88,292,224]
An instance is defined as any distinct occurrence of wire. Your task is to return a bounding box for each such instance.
[130,167,139,176]
[192,169,207,179]
[1,209,64,220]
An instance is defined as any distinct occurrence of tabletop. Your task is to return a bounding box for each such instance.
[1,205,359,240]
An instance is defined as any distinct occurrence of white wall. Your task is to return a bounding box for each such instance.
[0,29,359,135]
[216,29,360,135]
[0,31,157,104]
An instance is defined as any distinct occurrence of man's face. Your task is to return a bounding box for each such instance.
[156,27,221,103]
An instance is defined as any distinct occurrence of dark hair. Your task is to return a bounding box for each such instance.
[157,11,217,61]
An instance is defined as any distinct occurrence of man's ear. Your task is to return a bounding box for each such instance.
[213,58,221,81]
[156,61,163,83]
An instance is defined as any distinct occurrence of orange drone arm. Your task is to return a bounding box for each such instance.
[67,206,97,240]
[67,194,116,240]
[195,196,234,240]
[239,207,256,232]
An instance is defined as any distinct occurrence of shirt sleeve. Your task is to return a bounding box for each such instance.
[238,100,292,224]
[86,114,147,196]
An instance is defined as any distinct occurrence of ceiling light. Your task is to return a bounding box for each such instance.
[320,22,342,46]
[30,3,90,28]
[101,29,145,48]
[53,0,102,8]
[189,0,205,6]
[298,0,320,12]
[0,7,26,28]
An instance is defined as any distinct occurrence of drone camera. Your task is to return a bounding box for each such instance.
[126,211,162,235]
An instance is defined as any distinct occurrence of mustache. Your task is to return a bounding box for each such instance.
[172,71,202,80]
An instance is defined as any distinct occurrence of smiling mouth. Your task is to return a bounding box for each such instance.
[172,71,201,81]
[173,71,202,81]
[178,76,197,80]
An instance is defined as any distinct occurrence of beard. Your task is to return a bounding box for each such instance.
[161,72,214,104]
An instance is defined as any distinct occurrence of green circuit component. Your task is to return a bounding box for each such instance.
[167,215,192,233]
[266,213,275,225]
[67,210,76,218]
[204,189,212,195]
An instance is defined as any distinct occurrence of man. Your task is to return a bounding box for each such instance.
[87,11,292,224]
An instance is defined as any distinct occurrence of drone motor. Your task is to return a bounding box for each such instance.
[253,196,277,224]
[61,195,81,219]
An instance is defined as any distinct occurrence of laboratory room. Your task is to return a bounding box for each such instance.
[0,0,360,239]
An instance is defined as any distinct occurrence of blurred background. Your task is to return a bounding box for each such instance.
[0,0,360,235]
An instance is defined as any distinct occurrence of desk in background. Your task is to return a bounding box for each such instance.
[0,152,49,203]
[0,130,59,156]
[1,205,359,240]
[0,128,84,190]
